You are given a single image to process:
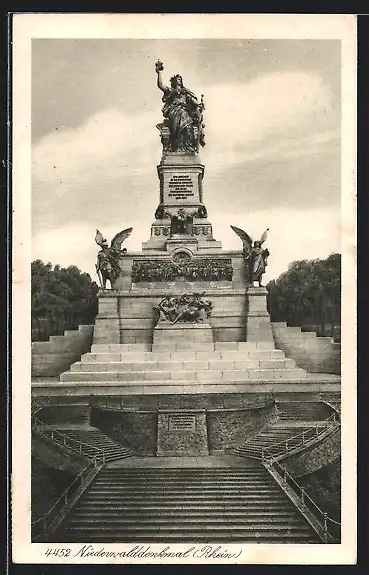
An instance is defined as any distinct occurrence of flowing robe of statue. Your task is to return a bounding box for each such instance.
[155,60,204,153]
[230,226,270,286]
[250,245,267,283]
[161,87,199,152]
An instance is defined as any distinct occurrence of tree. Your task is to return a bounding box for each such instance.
[31,260,99,341]
[267,253,341,339]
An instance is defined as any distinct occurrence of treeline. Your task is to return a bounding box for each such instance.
[32,260,99,341]
[266,253,341,340]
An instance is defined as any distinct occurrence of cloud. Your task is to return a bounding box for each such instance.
[202,71,335,171]
[32,108,159,184]
[32,69,340,277]
[33,70,336,188]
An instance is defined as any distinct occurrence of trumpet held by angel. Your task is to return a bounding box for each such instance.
[95,227,133,289]
[230,225,270,287]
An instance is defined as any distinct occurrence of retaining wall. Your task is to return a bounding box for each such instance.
[32,325,94,377]
[271,322,341,374]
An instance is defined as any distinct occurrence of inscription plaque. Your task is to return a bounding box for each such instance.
[169,413,196,431]
[168,174,195,200]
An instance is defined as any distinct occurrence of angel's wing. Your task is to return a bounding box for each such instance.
[259,228,269,245]
[95,229,106,248]
[110,227,133,250]
[230,225,253,247]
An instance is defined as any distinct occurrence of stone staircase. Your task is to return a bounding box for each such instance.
[232,426,319,460]
[59,342,308,389]
[232,402,335,459]
[32,325,94,377]
[271,322,340,375]
[53,465,319,543]
[48,428,134,463]
[275,401,334,422]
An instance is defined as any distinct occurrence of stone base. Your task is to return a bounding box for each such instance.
[156,410,209,456]
[153,321,213,350]
[246,287,275,346]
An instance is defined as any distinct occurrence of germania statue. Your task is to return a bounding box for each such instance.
[155,59,205,153]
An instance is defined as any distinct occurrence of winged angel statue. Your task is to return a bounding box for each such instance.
[95,228,133,289]
[230,226,270,287]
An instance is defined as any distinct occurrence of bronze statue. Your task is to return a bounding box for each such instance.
[154,205,171,220]
[230,226,270,286]
[155,59,205,153]
[170,208,194,235]
[154,292,212,325]
[95,228,133,289]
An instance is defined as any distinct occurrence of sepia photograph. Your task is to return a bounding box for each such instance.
[12,13,357,565]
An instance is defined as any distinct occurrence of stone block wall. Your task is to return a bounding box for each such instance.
[157,411,209,456]
[37,405,91,426]
[31,455,76,523]
[90,407,157,455]
[282,428,341,523]
[298,460,341,523]
[89,399,277,456]
[32,325,94,377]
[207,404,276,452]
[271,322,341,374]
[32,435,88,474]
[94,290,248,345]
[282,426,340,478]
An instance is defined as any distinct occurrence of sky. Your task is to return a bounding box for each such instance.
[32,39,341,283]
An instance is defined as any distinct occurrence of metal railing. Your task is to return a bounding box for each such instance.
[31,457,103,540]
[264,458,341,542]
[31,418,107,540]
[32,418,106,464]
[31,398,50,416]
[261,413,339,461]
[321,399,341,416]
[235,410,341,543]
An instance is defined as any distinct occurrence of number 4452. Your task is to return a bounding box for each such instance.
[44,549,71,557]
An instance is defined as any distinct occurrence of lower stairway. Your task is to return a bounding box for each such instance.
[232,401,337,459]
[53,462,319,543]
[275,401,334,422]
[232,426,316,460]
[38,427,134,464]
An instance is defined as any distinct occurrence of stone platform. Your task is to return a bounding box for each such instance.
[152,321,214,348]
[33,340,340,398]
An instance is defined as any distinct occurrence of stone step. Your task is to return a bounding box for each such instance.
[100,470,267,477]
[89,342,276,353]
[67,516,304,526]
[151,343,216,352]
[32,341,87,353]
[74,505,293,513]
[63,522,310,532]
[82,349,287,363]
[80,494,288,503]
[91,343,152,353]
[56,532,316,543]
[60,368,307,383]
[272,326,302,334]
[86,487,282,496]
[72,358,295,373]
[92,480,276,487]
[56,532,317,543]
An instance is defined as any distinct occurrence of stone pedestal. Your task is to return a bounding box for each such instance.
[142,150,220,252]
[156,410,209,456]
[158,152,204,207]
[246,287,275,346]
[93,291,120,344]
[153,321,214,350]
